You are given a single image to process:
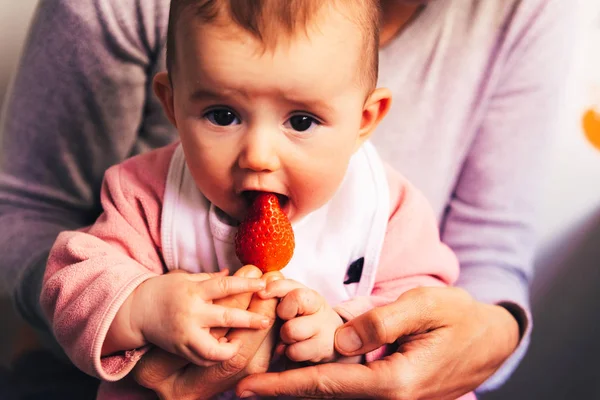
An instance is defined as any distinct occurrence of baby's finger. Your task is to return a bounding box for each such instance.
[203,304,271,329]
[285,337,333,363]
[275,341,287,356]
[181,337,233,367]
[277,288,322,320]
[185,332,242,364]
[199,276,266,300]
[279,315,319,344]
[211,265,263,339]
[184,269,229,282]
[259,279,305,299]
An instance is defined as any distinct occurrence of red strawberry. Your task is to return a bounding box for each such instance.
[235,192,295,273]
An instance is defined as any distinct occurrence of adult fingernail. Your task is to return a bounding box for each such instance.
[336,327,363,352]
[239,390,256,398]
[239,265,261,278]
[266,274,282,283]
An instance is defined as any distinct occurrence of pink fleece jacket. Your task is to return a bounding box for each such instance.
[41,143,473,399]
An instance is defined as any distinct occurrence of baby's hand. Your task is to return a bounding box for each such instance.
[260,279,344,363]
[131,271,270,366]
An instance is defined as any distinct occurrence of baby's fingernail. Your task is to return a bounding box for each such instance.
[261,318,271,328]
[275,343,286,355]
[239,390,256,398]
[336,327,363,352]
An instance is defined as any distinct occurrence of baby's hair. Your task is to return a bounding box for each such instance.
[166,0,380,89]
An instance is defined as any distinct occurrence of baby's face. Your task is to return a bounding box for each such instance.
[169,9,372,223]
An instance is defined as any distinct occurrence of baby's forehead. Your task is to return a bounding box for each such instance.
[169,0,377,89]
[178,16,366,94]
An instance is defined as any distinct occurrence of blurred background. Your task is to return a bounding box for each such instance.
[1,1,599,399]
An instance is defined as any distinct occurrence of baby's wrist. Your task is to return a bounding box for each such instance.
[102,289,146,355]
[128,281,151,343]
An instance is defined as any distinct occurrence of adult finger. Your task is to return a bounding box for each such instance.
[237,358,390,399]
[220,265,263,309]
[132,347,189,390]
[207,276,281,379]
[212,265,263,338]
[335,287,459,356]
[245,317,278,374]
[198,275,266,300]
[223,283,280,349]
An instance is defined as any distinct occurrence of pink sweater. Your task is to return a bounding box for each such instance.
[41,143,468,399]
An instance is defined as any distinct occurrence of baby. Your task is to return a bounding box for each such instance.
[41,1,474,399]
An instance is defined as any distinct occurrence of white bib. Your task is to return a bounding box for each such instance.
[161,142,390,306]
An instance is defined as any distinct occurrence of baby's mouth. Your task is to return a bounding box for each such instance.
[241,190,290,214]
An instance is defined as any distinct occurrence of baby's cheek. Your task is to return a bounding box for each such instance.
[298,169,346,210]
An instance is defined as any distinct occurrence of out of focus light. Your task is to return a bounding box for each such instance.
[582,108,600,151]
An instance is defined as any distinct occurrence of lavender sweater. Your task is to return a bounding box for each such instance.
[0,0,577,392]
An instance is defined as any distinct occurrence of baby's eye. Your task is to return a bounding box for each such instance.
[285,114,320,133]
[204,108,240,126]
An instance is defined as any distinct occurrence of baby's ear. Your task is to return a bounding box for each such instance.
[355,88,392,150]
[153,72,177,127]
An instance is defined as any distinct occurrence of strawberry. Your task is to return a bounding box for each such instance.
[235,192,295,273]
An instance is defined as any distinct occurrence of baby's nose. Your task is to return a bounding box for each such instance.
[238,130,281,172]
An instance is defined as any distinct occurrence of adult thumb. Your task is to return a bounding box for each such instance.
[334,288,445,356]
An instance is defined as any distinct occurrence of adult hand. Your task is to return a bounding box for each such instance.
[133,265,281,400]
[237,286,520,399]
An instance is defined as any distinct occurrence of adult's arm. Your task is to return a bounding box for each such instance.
[445,0,578,390]
[0,0,171,345]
